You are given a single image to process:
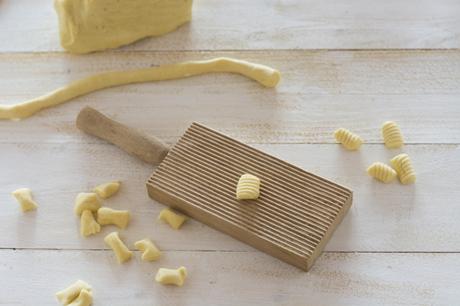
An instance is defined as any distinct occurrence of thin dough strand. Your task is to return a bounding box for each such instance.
[0,58,281,120]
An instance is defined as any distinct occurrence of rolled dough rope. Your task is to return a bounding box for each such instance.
[0,58,281,120]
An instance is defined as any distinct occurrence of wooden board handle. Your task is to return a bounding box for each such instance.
[76,106,169,165]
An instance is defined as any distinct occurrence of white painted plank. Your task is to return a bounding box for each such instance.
[0,249,458,306]
[0,51,459,144]
[0,143,458,252]
[1,0,459,52]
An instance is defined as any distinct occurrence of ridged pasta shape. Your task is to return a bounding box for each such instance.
[367,162,397,183]
[236,174,261,200]
[334,128,363,150]
[390,153,416,185]
[382,121,404,149]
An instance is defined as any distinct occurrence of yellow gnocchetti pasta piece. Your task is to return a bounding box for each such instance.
[67,288,92,306]
[55,280,92,305]
[158,208,187,230]
[97,207,130,229]
[93,181,121,199]
[155,266,187,286]
[11,188,38,212]
[236,174,261,200]
[390,153,416,185]
[80,210,101,237]
[334,128,363,150]
[104,231,133,264]
[382,121,404,149]
[74,193,101,216]
[367,162,397,183]
[134,238,161,262]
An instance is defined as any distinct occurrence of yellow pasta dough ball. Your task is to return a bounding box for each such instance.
[334,128,363,150]
[236,174,261,200]
[391,154,416,185]
[367,162,397,183]
[382,121,404,149]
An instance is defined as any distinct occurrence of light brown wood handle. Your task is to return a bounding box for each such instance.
[76,106,169,165]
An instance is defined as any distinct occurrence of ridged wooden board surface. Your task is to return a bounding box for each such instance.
[148,123,352,270]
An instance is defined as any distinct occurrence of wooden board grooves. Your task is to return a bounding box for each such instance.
[147,123,353,270]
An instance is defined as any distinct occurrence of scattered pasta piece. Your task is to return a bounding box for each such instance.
[93,181,121,199]
[11,188,38,212]
[97,207,130,229]
[80,210,101,237]
[382,121,404,149]
[334,128,363,150]
[236,174,261,200]
[134,238,161,262]
[367,162,397,183]
[158,208,187,230]
[55,280,92,305]
[155,266,187,286]
[391,154,416,185]
[104,232,133,264]
[67,288,92,306]
[74,193,101,216]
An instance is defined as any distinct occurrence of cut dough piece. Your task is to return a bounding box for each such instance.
[55,280,92,305]
[74,193,101,216]
[134,238,161,261]
[158,208,187,230]
[0,58,280,120]
[54,0,193,54]
[155,266,187,286]
[80,210,101,237]
[11,188,38,212]
[97,207,130,229]
[104,232,133,264]
[67,288,92,306]
[93,181,121,199]
[236,174,261,200]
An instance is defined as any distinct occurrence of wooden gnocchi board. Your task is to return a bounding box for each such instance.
[147,123,353,271]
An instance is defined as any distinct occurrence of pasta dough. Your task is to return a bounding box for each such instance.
[134,238,161,261]
[0,58,281,120]
[236,174,261,200]
[93,181,121,199]
[74,193,101,216]
[334,128,363,150]
[97,207,130,229]
[158,208,187,230]
[382,121,404,149]
[11,188,38,212]
[155,266,187,286]
[67,289,92,306]
[391,153,416,185]
[54,0,193,54]
[80,210,101,237]
[104,232,133,264]
[367,162,397,183]
[55,280,92,305]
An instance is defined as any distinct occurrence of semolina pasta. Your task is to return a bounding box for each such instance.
[390,153,416,185]
[80,210,101,237]
[55,280,92,305]
[236,174,261,200]
[67,288,92,306]
[158,208,187,230]
[97,207,130,229]
[74,193,101,216]
[93,181,121,199]
[334,128,363,150]
[11,188,38,212]
[367,162,397,183]
[155,266,187,286]
[104,232,133,264]
[382,121,404,149]
[134,238,161,262]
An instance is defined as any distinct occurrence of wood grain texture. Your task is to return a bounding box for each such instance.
[0,142,458,252]
[1,0,460,52]
[0,51,459,144]
[0,249,458,306]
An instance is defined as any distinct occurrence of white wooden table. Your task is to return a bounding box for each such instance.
[1,1,460,305]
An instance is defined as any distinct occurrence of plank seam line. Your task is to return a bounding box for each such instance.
[0,142,458,146]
